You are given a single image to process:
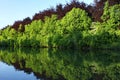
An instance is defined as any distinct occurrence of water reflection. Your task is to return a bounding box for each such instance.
[0,48,120,80]
[0,62,38,80]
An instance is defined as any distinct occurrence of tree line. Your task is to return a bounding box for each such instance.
[2,0,119,32]
[0,1,120,49]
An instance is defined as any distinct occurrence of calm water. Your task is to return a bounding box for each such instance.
[0,48,120,80]
[0,62,38,80]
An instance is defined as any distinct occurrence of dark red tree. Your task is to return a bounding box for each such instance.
[12,17,31,32]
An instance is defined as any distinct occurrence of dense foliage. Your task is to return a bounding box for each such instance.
[0,2,120,49]
[6,0,120,31]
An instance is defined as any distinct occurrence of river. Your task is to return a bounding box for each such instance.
[0,48,120,80]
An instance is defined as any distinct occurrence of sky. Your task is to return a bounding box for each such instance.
[0,0,94,29]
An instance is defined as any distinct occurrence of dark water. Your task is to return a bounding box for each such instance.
[0,48,120,80]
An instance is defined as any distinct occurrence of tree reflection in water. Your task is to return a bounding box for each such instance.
[0,48,120,80]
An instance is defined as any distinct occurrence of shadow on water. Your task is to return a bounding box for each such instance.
[0,47,120,80]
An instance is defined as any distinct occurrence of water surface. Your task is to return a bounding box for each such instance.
[0,62,38,80]
[0,48,120,80]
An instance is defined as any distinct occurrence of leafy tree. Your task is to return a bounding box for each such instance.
[102,3,120,29]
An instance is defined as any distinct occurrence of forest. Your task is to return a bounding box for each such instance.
[0,0,120,49]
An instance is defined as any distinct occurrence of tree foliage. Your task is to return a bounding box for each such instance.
[0,3,120,49]
[0,0,118,32]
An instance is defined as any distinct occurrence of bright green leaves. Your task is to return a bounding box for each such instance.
[108,4,120,29]
[52,8,92,48]
[101,1,110,22]
[1,5,120,49]
[102,2,120,29]
[61,8,92,32]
